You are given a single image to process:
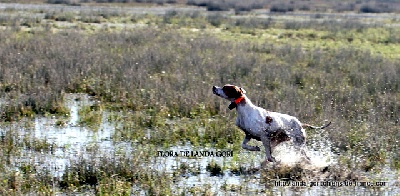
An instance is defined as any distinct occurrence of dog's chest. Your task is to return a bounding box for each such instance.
[235,106,269,136]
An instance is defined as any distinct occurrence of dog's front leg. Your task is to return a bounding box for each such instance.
[261,133,275,162]
[241,135,260,151]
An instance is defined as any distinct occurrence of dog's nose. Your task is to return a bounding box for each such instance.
[212,86,218,94]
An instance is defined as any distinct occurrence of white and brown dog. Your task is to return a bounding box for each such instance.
[212,84,331,164]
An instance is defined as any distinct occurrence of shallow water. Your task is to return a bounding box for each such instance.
[154,144,265,193]
[22,94,117,178]
[1,93,399,195]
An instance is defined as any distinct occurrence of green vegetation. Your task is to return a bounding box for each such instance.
[78,105,103,129]
[206,160,223,176]
[0,1,399,195]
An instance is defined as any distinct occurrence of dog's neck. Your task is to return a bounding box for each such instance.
[228,95,255,110]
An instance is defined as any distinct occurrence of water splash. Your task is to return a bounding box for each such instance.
[272,133,336,169]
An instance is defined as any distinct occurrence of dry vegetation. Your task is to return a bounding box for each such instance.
[0,1,399,195]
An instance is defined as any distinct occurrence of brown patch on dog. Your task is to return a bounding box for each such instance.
[270,130,291,148]
[265,116,273,124]
[222,85,244,99]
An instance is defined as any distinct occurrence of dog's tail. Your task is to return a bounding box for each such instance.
[302,121,331,129]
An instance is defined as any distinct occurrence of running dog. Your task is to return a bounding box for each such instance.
[212,84,331,163]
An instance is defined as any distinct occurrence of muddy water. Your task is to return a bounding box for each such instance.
[2,93,399,195]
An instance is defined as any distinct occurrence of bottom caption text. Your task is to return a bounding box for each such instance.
[274,181,388,187]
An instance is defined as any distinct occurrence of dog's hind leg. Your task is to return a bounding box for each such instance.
[288,120,306,146]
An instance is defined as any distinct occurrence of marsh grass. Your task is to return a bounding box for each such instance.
[58,144,175,194]
[112,111,242,150]
[78,105,103,129]
[1,97,69,121]
[0,21,398,167]
[0,168,55,195]
[206,160,223,176]
[24,137,57,153]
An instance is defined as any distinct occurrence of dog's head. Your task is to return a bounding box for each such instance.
[212,84,246,110]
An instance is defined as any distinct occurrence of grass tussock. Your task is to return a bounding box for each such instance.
[78,104,103,129]
[206,160,223,176]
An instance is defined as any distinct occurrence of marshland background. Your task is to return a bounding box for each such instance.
[0,0,399,195]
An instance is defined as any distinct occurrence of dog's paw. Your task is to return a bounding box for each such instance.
[261,157,277,167]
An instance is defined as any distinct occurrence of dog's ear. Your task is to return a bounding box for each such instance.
[223,85,244,98]
[228,102,237,110]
